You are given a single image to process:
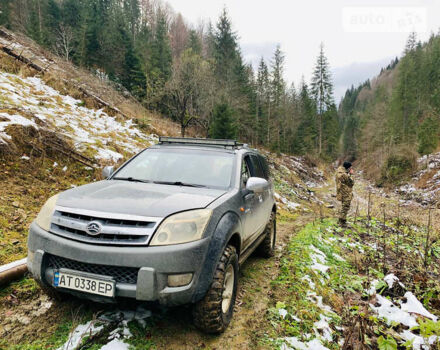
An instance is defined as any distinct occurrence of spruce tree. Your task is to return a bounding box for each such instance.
[123,37,146,99]
[187,29,202,55]
[256,57,270,144]
[270,45,286,151]
[213,8,239,91]
[210,103,236,139]
[148,10,172,107]
[418,116,439,155]
[292,81,317,154]
[151,12,172,81]
[0,0,12,27]
[311,43,334,155]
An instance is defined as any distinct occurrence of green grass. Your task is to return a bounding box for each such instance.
[0,318,74,350]
[268,219,348,348]
[268,216,440,349]
[0,276,38,299]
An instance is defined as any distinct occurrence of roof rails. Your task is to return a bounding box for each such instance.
[158,137,247,149]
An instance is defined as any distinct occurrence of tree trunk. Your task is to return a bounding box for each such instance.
[319,113,322,155]
[181,124,186,137]
[267,100,271,144]
[37,0,42,38]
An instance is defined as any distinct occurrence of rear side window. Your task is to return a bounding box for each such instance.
[249,154,265,179]
[258,155,270,180]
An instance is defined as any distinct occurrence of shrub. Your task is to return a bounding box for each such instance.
[379,147,417,185]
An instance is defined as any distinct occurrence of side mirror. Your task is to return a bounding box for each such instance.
[102,166,115,179]
[246,177,268,193]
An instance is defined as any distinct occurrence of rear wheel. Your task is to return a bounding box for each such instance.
[193,245,238,334]
[257,212,276,258]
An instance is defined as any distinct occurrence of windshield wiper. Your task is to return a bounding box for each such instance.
[153,181,207,188]
[112,177,151,183]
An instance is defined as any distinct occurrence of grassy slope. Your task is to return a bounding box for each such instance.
[268,216,440,349]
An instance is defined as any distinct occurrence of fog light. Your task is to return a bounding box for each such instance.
[167,273,193,287]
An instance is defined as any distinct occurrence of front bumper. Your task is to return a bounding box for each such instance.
[27,222,210,305]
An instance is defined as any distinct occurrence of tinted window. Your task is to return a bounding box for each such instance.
[249,154,265,178]
[115,148,234,189]
[258,155,270,180]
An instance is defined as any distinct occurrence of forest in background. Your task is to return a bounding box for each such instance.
[339,32,440,184]
[0,0,340,159]
[1,0,439,172]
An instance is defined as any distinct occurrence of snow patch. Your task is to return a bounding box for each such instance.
[400,292,438,321]
[282,337,330,350]
[313,314,333,342]
[307,292,333,313]
[278,308,288,319]
[0,71,157,162]
[370,294,418,328]
[58,306,152,350]
[57,321,104,350]
[100,339,130,350]
[367,279,380,296]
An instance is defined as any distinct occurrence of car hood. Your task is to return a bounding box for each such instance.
[57,180,226,218]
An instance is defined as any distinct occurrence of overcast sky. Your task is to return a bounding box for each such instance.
[165,0,440,102]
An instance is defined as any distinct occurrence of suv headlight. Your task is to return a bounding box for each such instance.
[150,209,212,246]
[35,194,59,231]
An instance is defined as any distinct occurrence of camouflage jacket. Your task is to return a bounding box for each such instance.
[336,166,354,201]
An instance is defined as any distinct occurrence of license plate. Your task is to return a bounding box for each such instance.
[54,271,115,297]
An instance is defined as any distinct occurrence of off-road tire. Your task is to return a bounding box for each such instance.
[193,245,238,334]
[257,212,276,258]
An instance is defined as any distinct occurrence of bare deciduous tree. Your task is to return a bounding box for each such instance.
[55,24,74,61]
[164,49,214,137]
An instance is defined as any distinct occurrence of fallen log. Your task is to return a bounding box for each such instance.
[1,46,45,72]
[0,258,28,287]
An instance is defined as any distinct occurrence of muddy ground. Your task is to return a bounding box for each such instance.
[0,218,310,350]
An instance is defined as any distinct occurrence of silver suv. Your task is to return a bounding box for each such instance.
[27,137,276,333]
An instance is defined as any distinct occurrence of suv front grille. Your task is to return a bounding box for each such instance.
[50,207,160,246]
[46,254,139,284]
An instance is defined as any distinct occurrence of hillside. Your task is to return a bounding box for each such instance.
[339,33,440,191]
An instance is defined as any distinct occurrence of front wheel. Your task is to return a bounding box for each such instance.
[257,212,276,258]
[193,245,238,334]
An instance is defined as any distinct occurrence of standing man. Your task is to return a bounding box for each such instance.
[336,161,354,227]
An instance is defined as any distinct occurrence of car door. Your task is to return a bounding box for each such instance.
[248,154,271,235]
[240,154,259,247]
[257,154,273,224]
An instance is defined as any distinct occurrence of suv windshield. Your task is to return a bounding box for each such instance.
[113,148,234,189]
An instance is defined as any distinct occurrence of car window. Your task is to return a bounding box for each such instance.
[249,154,265,179]
[258,155,270,180]
[241,156,251,187]
[114,148,234,189]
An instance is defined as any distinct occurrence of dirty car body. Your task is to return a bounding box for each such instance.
[27,138,276,308]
